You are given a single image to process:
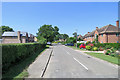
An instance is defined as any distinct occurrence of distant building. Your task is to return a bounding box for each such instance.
[34,36,38,42]
[77,34,83,40]
[2,31,34,44]
[83,20,120,43]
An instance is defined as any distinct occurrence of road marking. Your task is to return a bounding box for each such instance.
[66,51,71,55]
[60,46,71,55]
[73,57,88,71]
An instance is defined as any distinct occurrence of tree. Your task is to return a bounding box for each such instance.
[63,34,69,40]
[59,34,69,41]
[66,37,76,43]
[73,32,77,37]
[0,26,14,34]
[78,37,82,41]
[37,24,55,42]
[54,26,60,41]
[37,36,47,44]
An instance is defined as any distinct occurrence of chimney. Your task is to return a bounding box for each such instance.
[96,27,98,29]
[116,20,119,28]
[88,32,90,34]
[26,32,28,38]
[18,31,20,40]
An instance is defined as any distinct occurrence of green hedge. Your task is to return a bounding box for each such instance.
[2,43,46,72]
[94,43,120,50]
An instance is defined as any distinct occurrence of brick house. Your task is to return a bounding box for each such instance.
[77,34,83,40]
[2,31,34,44]
[83,20,120,43]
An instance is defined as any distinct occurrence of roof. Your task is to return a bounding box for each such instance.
[84,24,120,38]
[2,31,29,37]
[2,32,18,36]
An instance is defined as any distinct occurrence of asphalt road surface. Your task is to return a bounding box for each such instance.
[43,44,118,78]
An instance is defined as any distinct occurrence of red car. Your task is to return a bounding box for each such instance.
[79,44,86,49]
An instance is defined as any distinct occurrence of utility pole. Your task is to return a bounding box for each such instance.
[76,29,78,48]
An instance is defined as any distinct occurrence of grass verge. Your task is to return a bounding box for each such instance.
[68,46,86,51]
[2,45,49,80]
[85,52,118,65]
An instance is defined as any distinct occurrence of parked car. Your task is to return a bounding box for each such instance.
[65,43,74,46]
[79,44,86,49]
[47,42,52,45]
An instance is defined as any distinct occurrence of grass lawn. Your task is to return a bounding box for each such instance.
[85,52,119,65]
[68,46,86,51]
[2,45,49,80]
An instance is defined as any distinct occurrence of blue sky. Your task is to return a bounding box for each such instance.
[2,2,118,37]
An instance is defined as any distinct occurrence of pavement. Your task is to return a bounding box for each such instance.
[27,46,53,78]
[27,44,118,78]
[77,50,104,53]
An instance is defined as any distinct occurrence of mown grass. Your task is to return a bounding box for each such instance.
[68,46,86,51]
[85,52,119,65]
[2,45,49,80]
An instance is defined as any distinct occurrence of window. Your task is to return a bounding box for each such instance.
[101,34,103,37]
[101,41,103,43]
[117,41,119,43]
[116,33,119,37]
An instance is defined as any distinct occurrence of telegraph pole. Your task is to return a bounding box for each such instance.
[76,29,78,48]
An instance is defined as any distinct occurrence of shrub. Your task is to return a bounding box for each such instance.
[99,46,104,51]
[86,41,91,45]
[2,43,46,72]
[105,45,112,49]
[76,43,84,47]
[93,47,98,51]
[87,43,94,47]
[86,46,91,50]
[105,49,111,55]
[95,43,120,50]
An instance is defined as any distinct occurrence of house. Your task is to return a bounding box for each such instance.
[77,34,83,40]
[83,20,120,43]
[2,31,34,44]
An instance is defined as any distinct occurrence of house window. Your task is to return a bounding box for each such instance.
[101,34,103,37]
[116,33,119,37]
[101,41,103,43]
[117,41,119,43]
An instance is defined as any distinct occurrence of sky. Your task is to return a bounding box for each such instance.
[2,2,118,37]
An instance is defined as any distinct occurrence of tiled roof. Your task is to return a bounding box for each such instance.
[84,24,120,38]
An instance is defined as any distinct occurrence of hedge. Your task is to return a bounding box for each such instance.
[94,43,120,50]
[2,43,46,72]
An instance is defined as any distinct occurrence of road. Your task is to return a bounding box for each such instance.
[43,44,118,78]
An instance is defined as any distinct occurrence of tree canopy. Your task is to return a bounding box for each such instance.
[0,26,14,34]
[37,24,60,42]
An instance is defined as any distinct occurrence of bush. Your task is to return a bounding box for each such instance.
[95,43,120,50]
[93,47,98,51]
[2,43,46,72]
[105,45,112,49]
[105,50,111,55]
[86,46,91,50]
[75,43,84,47]
[99,46,104,51]
[86,41,91,45]
[87,43,94,47]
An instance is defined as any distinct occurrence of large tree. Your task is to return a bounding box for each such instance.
[37,25,59,42]
[0,26,14,34]
[59,34,69,40]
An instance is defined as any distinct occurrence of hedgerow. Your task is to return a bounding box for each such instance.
[2,43,46,72]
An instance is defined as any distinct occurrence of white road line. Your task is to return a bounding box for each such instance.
[66,51,71,55]
[73,57,88,70]
[60,46,71,55]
